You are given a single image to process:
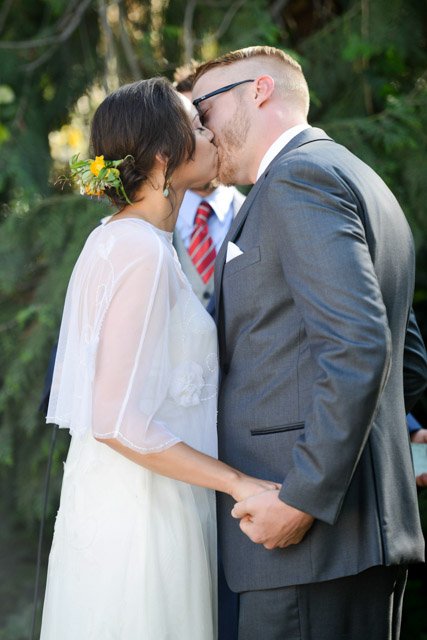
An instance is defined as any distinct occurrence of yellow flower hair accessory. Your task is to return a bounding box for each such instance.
[57,153,134,204]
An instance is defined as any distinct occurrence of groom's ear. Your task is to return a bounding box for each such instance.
[253,75,275,108]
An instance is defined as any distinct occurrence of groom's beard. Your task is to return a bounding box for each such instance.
[217,104,250,186]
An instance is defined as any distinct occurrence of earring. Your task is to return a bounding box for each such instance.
[163,177,171,198]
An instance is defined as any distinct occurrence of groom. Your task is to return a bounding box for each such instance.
[192,46,427,639]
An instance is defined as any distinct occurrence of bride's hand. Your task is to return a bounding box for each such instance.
[230,475,282,503]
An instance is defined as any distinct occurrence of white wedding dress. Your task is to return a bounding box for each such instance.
[40,218,218,639]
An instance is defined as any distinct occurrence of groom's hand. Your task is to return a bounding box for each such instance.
[231,490,314,550]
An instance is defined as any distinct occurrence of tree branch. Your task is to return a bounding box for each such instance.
[183,0,197,62]
[360,0,374,116]
[199,0,230,6]
[98,0,118,92]
[21,43,61,72]
[118,1,141,80]
[12,72,33,130]
[269,0,290,21]
[0,0,13,36]
[0,0,93,50]
[195,0,245,45]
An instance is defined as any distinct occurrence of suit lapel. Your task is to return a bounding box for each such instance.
[214,174,268,315]
[214,127,333,319]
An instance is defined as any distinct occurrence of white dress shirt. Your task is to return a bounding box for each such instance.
[256,124,311,181]
[175,185,237,254]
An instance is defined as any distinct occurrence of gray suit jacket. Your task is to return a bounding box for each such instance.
[215,127,427,592]
[173,188,245,308]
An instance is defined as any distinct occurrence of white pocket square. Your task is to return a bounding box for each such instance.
[226,241,243,263]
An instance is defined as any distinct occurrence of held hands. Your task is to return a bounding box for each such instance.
[416,474,427,487]
[410,429,427,444]
[231,490,314,550]
[230,474,282,503]
[410,429,427,487]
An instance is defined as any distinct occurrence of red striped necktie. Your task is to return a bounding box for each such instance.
[188,201,217,284]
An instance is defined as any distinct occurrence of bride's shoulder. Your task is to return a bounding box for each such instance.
[90,218,166,266]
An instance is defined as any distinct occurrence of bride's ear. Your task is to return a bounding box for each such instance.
[155,152,169,171]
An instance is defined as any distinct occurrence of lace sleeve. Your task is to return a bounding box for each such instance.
[47,222,181,453]
[92,229,181,452]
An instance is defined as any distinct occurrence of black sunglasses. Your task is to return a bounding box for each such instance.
[193,79,255,126]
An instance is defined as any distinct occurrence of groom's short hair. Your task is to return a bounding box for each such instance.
[194,46,310,117]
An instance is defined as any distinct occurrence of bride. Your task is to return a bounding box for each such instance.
[40,77,279,639]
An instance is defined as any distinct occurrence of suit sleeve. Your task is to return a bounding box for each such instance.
[268,158,392,525]
[404,308,427,413]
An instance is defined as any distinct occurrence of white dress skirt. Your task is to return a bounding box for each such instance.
[40,219,219,639]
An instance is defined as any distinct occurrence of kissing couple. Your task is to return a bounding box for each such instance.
[40,46,426,640]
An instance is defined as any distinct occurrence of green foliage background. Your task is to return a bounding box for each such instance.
[0,0,426,637]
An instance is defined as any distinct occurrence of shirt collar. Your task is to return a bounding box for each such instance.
[178,185,235,228]
[204,186,235,222]
[256,124,311,181]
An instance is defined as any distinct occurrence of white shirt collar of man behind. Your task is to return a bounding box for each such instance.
[180,186,235,225]
[256,124,311,182]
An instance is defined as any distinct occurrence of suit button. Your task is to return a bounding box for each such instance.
[203,291,211,300]
[223,363,230,375]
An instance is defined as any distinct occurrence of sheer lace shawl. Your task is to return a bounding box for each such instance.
[46,218,203,453]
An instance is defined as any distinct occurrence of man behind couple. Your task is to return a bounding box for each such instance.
[41,46,426,640]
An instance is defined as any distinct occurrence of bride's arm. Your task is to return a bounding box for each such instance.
[91,233,279,499]
[98,437,280,502]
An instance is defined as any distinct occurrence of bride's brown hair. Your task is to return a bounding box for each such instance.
[90,77,195,208]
